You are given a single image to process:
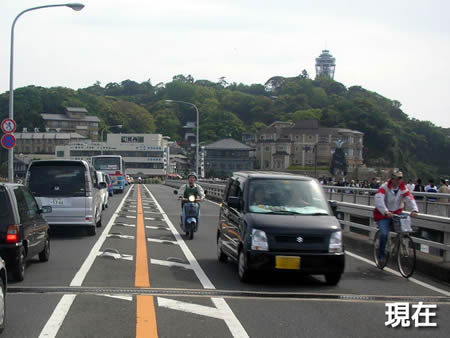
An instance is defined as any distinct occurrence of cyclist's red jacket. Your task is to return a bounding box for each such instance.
[374,180,418,221]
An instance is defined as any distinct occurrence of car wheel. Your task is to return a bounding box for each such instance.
[217,237,228,263]
[12,246,26,282]
[96,216,102,228]
[0,277,5,333]
[39,237,50,262]
[102,203,105,210]
[238,249,252,283]
[87,226,96,236]
[324,272,342,286]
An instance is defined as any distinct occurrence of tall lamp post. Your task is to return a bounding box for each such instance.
[8,3,85,183]
[165,100,199,175]
[100,124,122,155]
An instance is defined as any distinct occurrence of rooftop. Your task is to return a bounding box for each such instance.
[41,113,100,123]
[205,138,254,150]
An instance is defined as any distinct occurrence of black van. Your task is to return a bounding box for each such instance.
[217,172,345,285]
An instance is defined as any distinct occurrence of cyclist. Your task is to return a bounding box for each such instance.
[374,170,418,264]
[178,172,205,225]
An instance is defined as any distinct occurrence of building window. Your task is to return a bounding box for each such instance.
[265,146,270,152]
[56,151,64,157]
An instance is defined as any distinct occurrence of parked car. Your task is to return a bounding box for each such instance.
[0,183,52,281]
[0,256,6,333]
[105,174,114,197]
[96,171,109,210]
[25,160,106,236]
[217,171,344,285]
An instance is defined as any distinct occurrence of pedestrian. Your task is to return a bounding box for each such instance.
[406,179,415,192]
[425,179,438,202]
[413,178,425,200]
[438,179,450,217]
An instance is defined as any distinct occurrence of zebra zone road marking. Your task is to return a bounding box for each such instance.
[143,185,249,338]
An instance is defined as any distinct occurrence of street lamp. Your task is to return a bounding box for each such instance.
[100,125,122,155]
[7,3,85,183]
[165,100,200,175]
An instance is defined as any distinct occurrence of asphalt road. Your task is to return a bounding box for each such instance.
[3,184,449,338]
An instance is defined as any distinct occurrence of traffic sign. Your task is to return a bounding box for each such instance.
[1,134,16,149]
[1,119,17,134]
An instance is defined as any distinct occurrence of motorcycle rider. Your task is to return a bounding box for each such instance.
[178,172,205,227]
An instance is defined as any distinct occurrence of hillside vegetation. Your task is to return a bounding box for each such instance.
[0,74,448,179]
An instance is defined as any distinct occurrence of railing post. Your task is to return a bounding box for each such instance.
[343,213,350,232]
[444,231,450,263]
[369,217,377,241]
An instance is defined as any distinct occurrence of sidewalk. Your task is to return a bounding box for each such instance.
[343,231,450,286]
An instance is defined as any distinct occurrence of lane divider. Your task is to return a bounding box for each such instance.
[136,185,159,338]
[39,186,135,338]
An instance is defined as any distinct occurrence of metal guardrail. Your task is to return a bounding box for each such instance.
[165,180,450,262]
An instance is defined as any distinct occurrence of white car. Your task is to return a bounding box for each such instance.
[96,171,109,210]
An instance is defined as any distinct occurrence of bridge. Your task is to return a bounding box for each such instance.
[4,183,449,337]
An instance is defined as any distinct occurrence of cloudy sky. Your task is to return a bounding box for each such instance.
[1,0,449,128]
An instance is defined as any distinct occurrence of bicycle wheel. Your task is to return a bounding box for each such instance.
[397,234,416,278]
[373,230,389,269]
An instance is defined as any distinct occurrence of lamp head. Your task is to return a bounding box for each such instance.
[66,3,85,11]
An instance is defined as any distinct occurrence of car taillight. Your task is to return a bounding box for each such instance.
[6,225,20,243]
[85,170,92,197]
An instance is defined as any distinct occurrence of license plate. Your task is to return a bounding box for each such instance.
[275,256,301,270]
[49,199,67,206]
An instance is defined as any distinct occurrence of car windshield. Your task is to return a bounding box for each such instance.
[248,179,330,215]
[92,157,120,170]
[28,163,86,197]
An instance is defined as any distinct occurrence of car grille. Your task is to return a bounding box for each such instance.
[273,235,324,244]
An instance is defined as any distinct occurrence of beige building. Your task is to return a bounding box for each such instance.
[15,130,87,155]
[40,107,100,141]
[256,120,364,170]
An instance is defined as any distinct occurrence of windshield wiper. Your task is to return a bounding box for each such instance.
[303,212,329,216]
[263,210,304,215]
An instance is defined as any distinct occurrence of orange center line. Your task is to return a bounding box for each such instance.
[136,185,159,338]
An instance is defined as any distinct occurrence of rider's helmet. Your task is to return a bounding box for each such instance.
[391,170,403,179]
[187,172,198,180]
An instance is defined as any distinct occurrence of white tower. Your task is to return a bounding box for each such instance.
[315,50,336,79]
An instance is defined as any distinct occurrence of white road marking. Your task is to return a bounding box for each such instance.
[144,185,249,338]
[345,250,450,297]
[158,297,223,320]
[125,215,137,219]
[96,294,133,301]
[147,238,178,245]
[39,186,135,338]
[145,217,163,220]
[97,251,134,261]
[151,258,193,270]
[114,223,136,227]
[146,226,169,231]
[107,234,135,240]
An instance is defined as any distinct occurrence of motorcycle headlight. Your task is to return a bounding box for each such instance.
[251,229,269,251]
[329,231,343,253]
[188,195,196,202]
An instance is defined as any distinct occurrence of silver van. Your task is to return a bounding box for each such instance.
[25,160,105,236]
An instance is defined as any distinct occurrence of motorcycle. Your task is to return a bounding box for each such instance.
[173,190,203,239]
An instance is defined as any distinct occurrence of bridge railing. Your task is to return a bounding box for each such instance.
[165,180,450,262]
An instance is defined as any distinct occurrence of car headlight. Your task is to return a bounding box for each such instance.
[251,229,269,251]
[329,231,343,253]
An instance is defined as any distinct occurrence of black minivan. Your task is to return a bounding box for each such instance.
[0,183,51,281]
[217,172,345,285]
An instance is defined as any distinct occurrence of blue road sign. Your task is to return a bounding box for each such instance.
[1,133,16,149]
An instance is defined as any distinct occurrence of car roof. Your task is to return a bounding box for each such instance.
[233,171,314,181]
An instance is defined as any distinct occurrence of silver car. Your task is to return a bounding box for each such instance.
[25,160,105,236]
[96,171,109,210]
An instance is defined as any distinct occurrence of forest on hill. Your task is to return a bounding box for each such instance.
[0,73,448,179]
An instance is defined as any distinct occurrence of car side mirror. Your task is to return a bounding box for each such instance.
[173,190,178,195]
[40,206,52,214]
[227,196,241,209]
[99,182,107,189]
[329,200,337,216]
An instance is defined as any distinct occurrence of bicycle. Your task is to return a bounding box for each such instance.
[373,214,416,278]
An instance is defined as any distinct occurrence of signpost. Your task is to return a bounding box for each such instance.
[1,119,17,134]
[1,134,16,150]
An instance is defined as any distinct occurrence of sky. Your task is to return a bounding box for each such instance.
[1,0,449,128]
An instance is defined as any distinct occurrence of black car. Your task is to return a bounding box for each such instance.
[0,256,6,333]
[217,172,345,285]
[0,183,51,281]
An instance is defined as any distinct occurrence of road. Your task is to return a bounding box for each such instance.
[3,184,449,338]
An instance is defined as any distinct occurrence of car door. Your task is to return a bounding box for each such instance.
[12,187,37,257]
[22,187,47,255]
[222,178,244,259]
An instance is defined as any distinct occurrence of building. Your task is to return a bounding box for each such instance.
[256,120,363,171]
[41,107,100,141]
[14,129,87,155]
[315,49,336,79]
[55,133,170,177]
[204,138,254,178]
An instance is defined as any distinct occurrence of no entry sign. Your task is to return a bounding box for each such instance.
[1,134,16,149]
